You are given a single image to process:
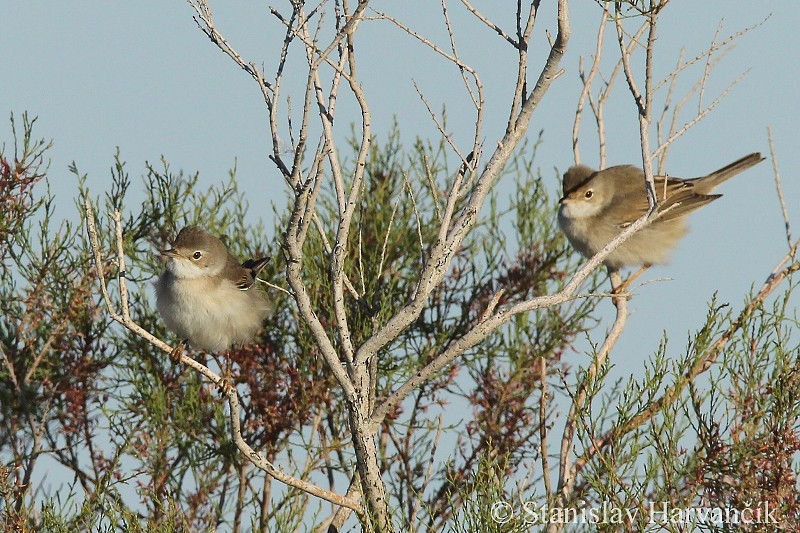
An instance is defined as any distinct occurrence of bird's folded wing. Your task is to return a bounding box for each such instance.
[615,176,719,226]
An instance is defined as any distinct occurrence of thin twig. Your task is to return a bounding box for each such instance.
[0,344,17,389]
[652,68,747,161]
[410,414,445,529]
[573,9,608,165]
[84,199,172,353]
[401,170,427,265]
[768,127,793,249]
[412,82,474,172]
[256,278,294,298]
[539,356,551,501]
[554,270,628,520]
[478,289,506,323]
[441,0,480,109]
[376,200,400,282]
[459,0,519,47]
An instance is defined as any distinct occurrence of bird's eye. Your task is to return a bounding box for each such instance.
[584,190,594,199]
[192,251,202,260]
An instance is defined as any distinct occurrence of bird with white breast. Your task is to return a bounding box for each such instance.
[155,226,273,355]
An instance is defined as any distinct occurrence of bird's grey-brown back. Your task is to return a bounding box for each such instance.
[155,226,272,352]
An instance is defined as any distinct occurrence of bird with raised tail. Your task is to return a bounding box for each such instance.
[558,152,765,271]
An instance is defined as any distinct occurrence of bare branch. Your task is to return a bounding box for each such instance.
[400,170,427,263]
[0,343,17,390]
[459,0,519,47]
[372,7,486,159]
[187,1,271,91]
[768,127,793,250]
[539,356,552,501]
[84,198,172,354]
[442,0,481,109]
[614,7,646,117]
[573,9,608,165]
[412,82,474,173]
[410,414,445,529]
[652,68,747,162]
[553,270,628,523]
[614,4,658,211]
[370,205,653,428]
[375,200,399,283]
[357,0,571,372]
[507,2,539,131]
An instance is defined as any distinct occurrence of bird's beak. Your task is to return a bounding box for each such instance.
[558,196,568,205]
[159,248,179,258]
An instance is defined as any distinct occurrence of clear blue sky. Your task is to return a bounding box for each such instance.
[2,0,797,424]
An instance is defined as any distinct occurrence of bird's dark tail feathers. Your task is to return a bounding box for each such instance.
[702,152,765,187]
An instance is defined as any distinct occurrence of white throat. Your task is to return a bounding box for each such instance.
[558,200,603,220]
[166,257,208,280]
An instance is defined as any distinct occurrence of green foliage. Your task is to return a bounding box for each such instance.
[1,115,798,532]
[566,290,800,531]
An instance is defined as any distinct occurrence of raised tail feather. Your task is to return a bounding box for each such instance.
[701,152,765,188]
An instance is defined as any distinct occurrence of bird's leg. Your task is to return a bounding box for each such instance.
[612,264,651,296]
[170,339,187,364]
[217,352,234,396]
